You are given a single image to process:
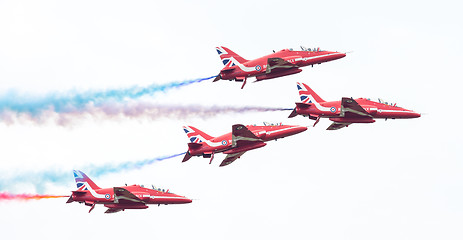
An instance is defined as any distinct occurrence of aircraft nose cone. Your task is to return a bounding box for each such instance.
[293,126,308,134]
[412,112,421,118]
[181,197,193,204]
[329,52,346,61]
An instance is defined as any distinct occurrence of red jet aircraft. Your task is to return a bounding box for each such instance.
[66,170,192,213]
[182,123,307,166]
[213,46,346,88]
[288,82,421,130]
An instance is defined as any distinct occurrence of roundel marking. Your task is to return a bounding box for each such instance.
[221,140,227,146]
[255,65,262,71]
[330,107,336,113]
[105,194,111,199]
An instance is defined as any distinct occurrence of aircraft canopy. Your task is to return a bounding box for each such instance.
[365,98,399,107]
[139,184,172,193]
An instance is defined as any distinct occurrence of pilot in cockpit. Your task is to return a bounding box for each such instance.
[300,46,323,52]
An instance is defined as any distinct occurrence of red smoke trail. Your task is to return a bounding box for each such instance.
[0,192,68,201]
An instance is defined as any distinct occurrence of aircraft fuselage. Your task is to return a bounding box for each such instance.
[187,125,307,156]
[69,185,192,206]
[220,49,346,81]
[295,98,421,120]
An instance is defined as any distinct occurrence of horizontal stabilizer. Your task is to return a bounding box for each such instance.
[221,67,235,73]
[288,108,298,118]
[295,102,311,109]
[66,196,74,203]
[188,142,203,149]
[182,152,192,162]
[213,68,236,82]
[71,190,87,195]
[289,103,311,118]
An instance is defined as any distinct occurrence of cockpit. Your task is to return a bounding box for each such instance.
[366,98,400,107]
[299,46,325,52]
[139,184,172,193]
[280,46,324,52]
[263,121,283,126]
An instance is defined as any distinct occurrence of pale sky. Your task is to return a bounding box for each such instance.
[0,0,462,239]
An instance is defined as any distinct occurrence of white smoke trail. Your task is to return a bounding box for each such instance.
[0,101,292,126]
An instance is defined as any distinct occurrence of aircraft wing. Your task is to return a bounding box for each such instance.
[232,124,261,145]
[113,187,144,204]
[327,122,352,130]
[340,97,372,118]
[104,208,123,214]
[266,57,297,73]
[220,152,246,167]
[216,124,267,167]
[327,98,372,130]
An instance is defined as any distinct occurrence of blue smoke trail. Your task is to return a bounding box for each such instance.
[85,152,185,177]
[0,76,215,115]
[0,152,185,194]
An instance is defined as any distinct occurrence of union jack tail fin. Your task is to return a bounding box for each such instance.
[73,170,101,191]
[216,46,248,68]
[183,126,214,143]
[297,82,326,104]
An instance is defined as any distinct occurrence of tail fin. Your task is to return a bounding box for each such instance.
[73,170,101,191]
[297,82,325,104]
[216,46,248,68]
[183,126,214,143]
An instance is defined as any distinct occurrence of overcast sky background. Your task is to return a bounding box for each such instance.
[0,0,462,239]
